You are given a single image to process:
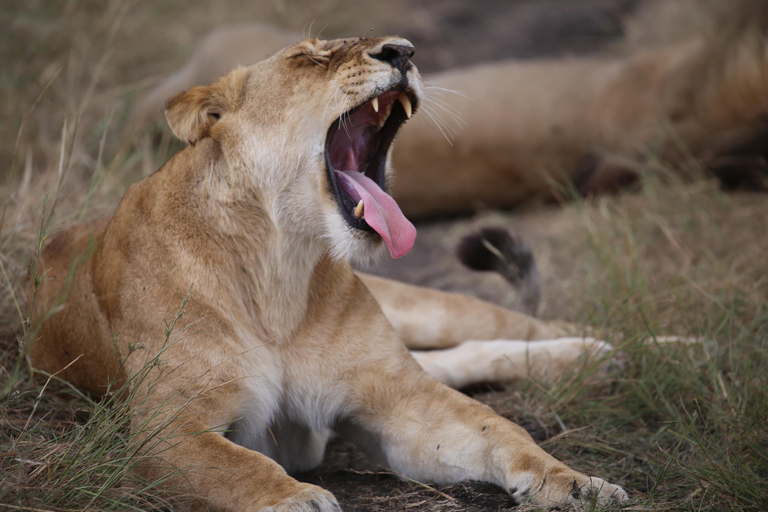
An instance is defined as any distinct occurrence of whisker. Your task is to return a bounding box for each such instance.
[416,85,468,145]
[421,92,466,123]
[423,83,471,101]
[315,23,330,41]
[421,98,466,128]
[335,89,353,137]
[322,82,341,122]
[421,107,457,145]
[340,93,355,137]
[303,21,315,39]
[333,89,345,125]
[302,52,328,68]
[422,94,464,118]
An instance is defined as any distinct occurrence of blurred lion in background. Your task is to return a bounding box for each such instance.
[132,0,768,218]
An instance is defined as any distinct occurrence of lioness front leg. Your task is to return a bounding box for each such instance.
[342,352,627,508]
[124,335,341,512]
[133,419,339,512]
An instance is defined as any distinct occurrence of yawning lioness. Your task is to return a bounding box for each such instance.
[29,37,626,511]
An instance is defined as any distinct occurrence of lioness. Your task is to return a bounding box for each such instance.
[29,37,626,510]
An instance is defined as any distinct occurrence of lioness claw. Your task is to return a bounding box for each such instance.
[260,487,341,512]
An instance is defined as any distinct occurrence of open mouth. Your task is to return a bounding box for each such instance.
[325,89,417,258]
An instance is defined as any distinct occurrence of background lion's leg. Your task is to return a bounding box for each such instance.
[358,273,564,350]
[410,337,614,389]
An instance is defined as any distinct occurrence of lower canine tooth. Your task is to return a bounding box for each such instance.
[371,96,379,112]
[379,103,393,129]
[397,92,412,119]
[354,200,364,218]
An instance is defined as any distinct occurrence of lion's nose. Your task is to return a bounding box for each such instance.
[370,43,414,76]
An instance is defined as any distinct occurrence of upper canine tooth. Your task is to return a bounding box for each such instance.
[371,96,379,113]
[354,200,364,218]
[397,92,412,119]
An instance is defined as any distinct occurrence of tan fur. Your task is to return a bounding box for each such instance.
[398,0,768,216]
[394,8,768,216]
[132,1,768,218]
[29,37,625,511]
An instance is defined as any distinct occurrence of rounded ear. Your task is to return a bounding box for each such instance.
[164,85,219,144]
[164,67,248,145]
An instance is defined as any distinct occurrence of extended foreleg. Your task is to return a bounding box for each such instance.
[342,358,626,508]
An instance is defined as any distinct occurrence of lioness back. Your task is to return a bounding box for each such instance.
[30,137,226,396]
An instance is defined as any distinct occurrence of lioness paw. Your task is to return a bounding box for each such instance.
[519,472,627,509]
[260,486,341,512]
[570,476,628,507]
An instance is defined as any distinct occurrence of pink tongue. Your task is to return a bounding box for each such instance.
[335,171,416,258]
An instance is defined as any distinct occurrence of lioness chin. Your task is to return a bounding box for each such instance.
[29,37,626,511]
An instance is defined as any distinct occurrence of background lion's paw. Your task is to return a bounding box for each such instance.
[537,337,616,374]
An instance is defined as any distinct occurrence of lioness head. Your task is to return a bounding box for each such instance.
[164,36,421,262]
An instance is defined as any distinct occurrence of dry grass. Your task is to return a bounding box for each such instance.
[2,1,767,511]
[502,177,768,511]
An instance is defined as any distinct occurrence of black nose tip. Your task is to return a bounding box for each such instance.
[370,44,414,74]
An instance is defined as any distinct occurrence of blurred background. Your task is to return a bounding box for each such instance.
[2,2,767,511]
[2,0,639,170]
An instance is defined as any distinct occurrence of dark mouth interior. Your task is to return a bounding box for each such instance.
[325,90,411,231]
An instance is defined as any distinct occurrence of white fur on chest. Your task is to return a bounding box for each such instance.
[224,333,348,474]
